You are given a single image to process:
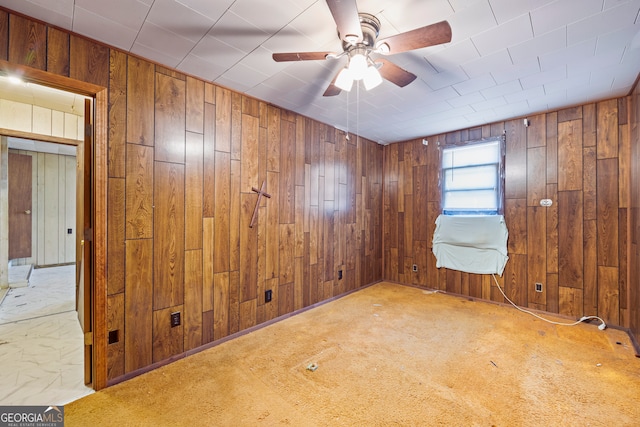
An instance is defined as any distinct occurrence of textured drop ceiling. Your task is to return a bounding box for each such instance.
[1,0,639,144]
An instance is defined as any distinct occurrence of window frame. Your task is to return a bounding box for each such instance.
[440,135,505,216]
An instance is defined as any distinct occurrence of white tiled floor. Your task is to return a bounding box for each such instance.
[0,265,94,405]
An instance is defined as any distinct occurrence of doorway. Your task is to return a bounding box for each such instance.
[0,69,103,397]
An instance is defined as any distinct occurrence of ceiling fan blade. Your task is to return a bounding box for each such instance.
[273,52,334,62]
[326,0,363,44]
[376,58,417,87]
[376,21,452,55]
[323,71,342,96]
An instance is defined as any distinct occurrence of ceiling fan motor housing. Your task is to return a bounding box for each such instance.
[341,13,381,51]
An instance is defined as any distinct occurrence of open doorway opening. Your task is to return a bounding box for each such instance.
[0,75,94,404]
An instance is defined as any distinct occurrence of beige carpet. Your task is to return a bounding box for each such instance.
[66,282,640,426]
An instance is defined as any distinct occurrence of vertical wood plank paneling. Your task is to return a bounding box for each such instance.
[126,57,154,145]
[203,102,215,217]
[241,113,259,191]
[527,206,546,306]
[202,217,214,313]
[557,119,583,191]
[558,191,583,288]
[125,239,153,373]
[213,272,230,340]
[267,105,280,172]
[505,119,527,199]
[184,249,202,351]
[0,10,8,60]
[69,35,109,87]
[598,266,619,324]
[597,99,618,159]
[8,14,46,70]
[107,293,125,380]
[125,144,153,239]
[214,151,231,272]
[46,27,69,76]
[527,146,546,206]
[186,76,204,133]
[108,49,127,178]
[240,193,257,302]
[107,178,125,295]
[153,162,185,310]
[155,73,185,163]
[546,112,558,184]
[583,147,597,220]
[215,88,231,153]
[185,132,203,250]
[280,120,295,224]
[583,219,598,314]
[229,160,241,272]
[583,104,597,147]
[597,158,619,267]
[152,304,184,363]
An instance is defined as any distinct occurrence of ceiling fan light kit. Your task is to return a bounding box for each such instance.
[272,0,452,96]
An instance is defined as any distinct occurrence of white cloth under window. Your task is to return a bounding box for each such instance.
[432,214,509,275]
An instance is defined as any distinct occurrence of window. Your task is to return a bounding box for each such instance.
[441,137,504,215]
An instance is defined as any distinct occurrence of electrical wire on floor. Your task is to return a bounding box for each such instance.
[491,273,607,330]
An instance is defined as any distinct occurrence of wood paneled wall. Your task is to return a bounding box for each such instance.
[383,100,631,327]
[0,8,383,383]
[629,83,640,345]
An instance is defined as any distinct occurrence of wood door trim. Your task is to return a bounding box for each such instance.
[0,61,108,390]
[0,128,80,146]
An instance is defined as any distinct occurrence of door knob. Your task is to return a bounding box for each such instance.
[24,209,31,215]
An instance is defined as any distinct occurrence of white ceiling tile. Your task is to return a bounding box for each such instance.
[422,65,469,90]
[472,14,534,56]
[130,42,183,69]
[596,26,640,55]
[519,66,566,89]
[544,71,590,94]
[568,1,640,46]
[567,48,625,77]
[425,39,480,72]
[230,0,304,33]
[190,33,247,66]
[481,79,522,99]
[539,38,597,71]
[494,99,531,117]
[175,0,235,21]
[488,0,555,24]
[134,21,196,65]
[177,54,228,81]
[378,0,454,34]
[0,0,74,29]
[491,58,540,84]
[75,0,149,32]
[504,85,546,103]
[447,0,497,42]
[146,0,215,43]
[472,96,507,111]
[508,27,566,64]
[530,0,604,35]
[72,6,139,51]
[461,49,512,79]
[447,92,486,108]
[453,74,496,95]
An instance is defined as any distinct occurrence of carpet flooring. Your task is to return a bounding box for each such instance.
[66,282,640,426]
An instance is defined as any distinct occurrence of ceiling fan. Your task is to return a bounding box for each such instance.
[272,0,452,96]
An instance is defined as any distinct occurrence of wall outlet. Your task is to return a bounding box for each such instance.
[535,282,543,292]
[265,289,272,303]
[338,270,343,280]
[412,264,418,272]
[170,311,181,327]
[67,228,73,234]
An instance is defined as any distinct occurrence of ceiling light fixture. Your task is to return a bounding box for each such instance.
[334,48,382,92]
